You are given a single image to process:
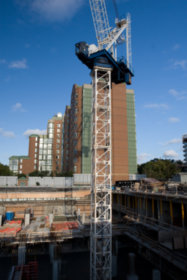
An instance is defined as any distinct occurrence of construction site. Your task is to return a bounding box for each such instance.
[0,175,187,279]
[1,0,187,280]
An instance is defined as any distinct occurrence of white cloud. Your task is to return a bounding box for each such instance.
[23,129,47,137]
[172,44,180,51]
[163,150,178,159]
[19,0,84,21]
[12,102,26,112]
[168,117,180,123]
[138,153,152,164]
[168,88,187,100]
[0,128,15,138]
[9,59,28,69]
[172,59,187,70]
[144,103,169,109]
[0,59,6,64]
[169,89,178,97]
[164,138,181,146]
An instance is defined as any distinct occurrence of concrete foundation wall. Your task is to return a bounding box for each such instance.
[0,175,91,187]
[73,174,91,185]
[28,177,73,187]
[0,176,17,186]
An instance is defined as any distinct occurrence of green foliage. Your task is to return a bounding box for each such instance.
[0,163,13,176]
[56,171,73,177]
[29,170,74,177]
[29,170,50,177]
[138,158,181,181]
[17,173,27,179]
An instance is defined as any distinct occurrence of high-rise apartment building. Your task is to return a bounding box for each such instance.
[46,113,64,173]
[63,83,137,183]
[63,106,71,172]
[9,113,64,175]
[183,134,187,164]
[9,83,137,182]
[111,83,137,183]
[9,135,39,175]
[63,84,92,174]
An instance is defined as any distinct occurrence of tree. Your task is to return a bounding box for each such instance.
[29,170,50,177]
[0,163,13,176]
[138,158,180,181]
[56,171,73,177]
[17,173,27,178]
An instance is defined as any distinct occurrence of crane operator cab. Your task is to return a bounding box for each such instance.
[75,41,133,85]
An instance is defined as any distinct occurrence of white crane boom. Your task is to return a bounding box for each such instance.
[89,0,132,71]
[89,0,111,49]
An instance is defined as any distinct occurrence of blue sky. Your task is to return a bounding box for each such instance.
[0,0,187,165]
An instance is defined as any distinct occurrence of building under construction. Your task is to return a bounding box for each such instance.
[0,175,187,279]
[3,0,187,279]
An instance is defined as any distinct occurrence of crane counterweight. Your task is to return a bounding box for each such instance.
[75,42,133,84]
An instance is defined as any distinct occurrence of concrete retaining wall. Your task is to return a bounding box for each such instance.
[73,174,91,185]
[0,175,91,187]
[0,176,17,187]
[28,177,73,187]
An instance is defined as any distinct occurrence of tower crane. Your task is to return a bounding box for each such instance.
[75,1,134,279]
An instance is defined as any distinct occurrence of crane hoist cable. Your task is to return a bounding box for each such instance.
[112,0,119,20]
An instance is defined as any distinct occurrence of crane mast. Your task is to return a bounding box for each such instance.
[75,1,133,279]
[90,62,112,280]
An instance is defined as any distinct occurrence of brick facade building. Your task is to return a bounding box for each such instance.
[9,83,137,182]
[62,83,137,183]
[9,113,64,175]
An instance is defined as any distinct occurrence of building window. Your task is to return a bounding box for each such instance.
[35,137,38,140]
[34,165,37,169]
[20,165,22,169]
[57,129,61,133]
[20,159,23,163]
[48,122,53,128]
[35,154,37,158]
[35,148,38,153]
[34,159,37,164]
[35,142,38,147]
[57,139,60,143]
[74,165,77,172]
[57,124,61,128]
[56,150,60,154]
